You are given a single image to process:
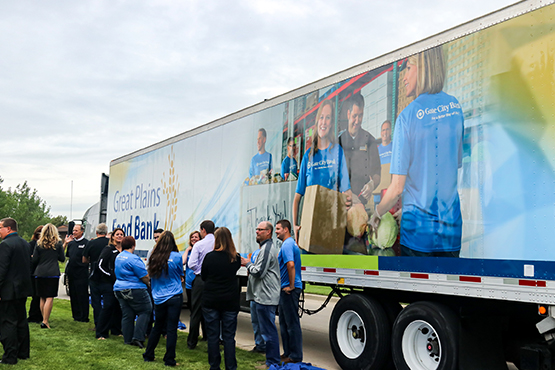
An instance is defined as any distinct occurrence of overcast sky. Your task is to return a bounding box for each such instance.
[0,0,517,221]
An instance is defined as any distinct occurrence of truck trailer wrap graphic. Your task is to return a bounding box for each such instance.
[108,2,555,368]
[110,1,555,262]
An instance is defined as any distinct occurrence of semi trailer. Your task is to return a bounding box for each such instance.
[106,1,555,368]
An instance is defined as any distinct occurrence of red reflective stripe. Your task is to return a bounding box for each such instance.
[519,280,536,287]
[364,270,379,276]
[517,280,546,287]
[301,267,306,271]
[410,273,429,279]
[459,276,481,283]
[323,268,336,273]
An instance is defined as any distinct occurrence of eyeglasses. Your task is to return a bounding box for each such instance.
[255,228,270,232]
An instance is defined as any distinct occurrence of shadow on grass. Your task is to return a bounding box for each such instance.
[24,299,264,369]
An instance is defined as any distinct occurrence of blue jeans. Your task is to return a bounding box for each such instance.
[255,303,280,365]
[115,288,152,344]
[250,300,265,350]
[143,294,183,366]
[279,289,303,362]
[203,307,238,370]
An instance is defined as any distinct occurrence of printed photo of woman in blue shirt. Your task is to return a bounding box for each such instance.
[292,99,352,240]
[371,46,464,257]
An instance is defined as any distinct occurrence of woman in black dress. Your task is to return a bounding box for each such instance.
[31,223,65,329]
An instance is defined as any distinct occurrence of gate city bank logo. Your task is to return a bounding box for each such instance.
[416,102,460,120]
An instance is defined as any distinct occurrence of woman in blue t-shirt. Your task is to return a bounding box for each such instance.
[371,46,464,257]
[292,99,352,240]
[114,236,152,348]
[143,231,184,367]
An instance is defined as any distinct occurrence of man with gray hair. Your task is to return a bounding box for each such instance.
[83,223,109,328]
[241,221,281,369]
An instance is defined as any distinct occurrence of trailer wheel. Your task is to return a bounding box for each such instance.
[392,301,459,370]
[329,294,390,370]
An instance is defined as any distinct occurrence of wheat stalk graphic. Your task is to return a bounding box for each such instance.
[162,146,179,232]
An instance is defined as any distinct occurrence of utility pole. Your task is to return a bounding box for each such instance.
[70,180,73,220]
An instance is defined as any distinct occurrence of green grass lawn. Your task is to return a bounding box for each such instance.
[23,299,264,369]
[303,283,333,296]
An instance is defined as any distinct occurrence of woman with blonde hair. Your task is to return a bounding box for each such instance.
[371,46,464,257]
[201,227,241,370]
[31,223,65,328]
[292,99,352,241]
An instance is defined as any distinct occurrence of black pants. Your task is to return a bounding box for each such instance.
[89,279,103,327]
[187,275,204,348]
[0,298,30,364]
[96,282,122,338]
[68,275,90,322]
[28,276,42,323]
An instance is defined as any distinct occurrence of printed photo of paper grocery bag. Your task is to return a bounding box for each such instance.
[374,162,391,194]
[298,184,348,254]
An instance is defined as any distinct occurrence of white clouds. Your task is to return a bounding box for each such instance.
[0,0,517,219]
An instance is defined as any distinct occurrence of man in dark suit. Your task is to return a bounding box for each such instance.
[0,217,32,364]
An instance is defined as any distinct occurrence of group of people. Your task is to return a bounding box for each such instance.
[242,220,303,370]
[184,218,303,370]
[0,216,305,369]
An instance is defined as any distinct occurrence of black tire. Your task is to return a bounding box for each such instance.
[377,299,403,370]
[392,301,459,370]
[329,294,391,370]
[379,298,402,327]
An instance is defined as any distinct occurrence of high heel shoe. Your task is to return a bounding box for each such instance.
[40,323,49,329]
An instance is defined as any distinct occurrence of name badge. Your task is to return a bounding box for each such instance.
[359,145,367,151]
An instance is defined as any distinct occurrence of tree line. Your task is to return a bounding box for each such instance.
[0,177,68,241]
